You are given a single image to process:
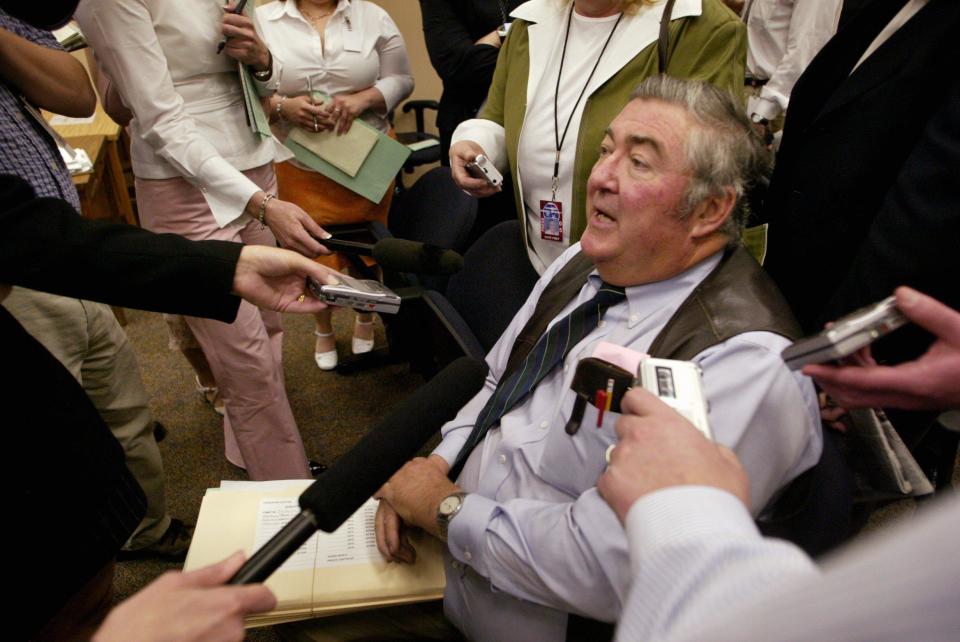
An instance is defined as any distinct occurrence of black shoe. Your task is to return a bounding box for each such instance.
[309,460,327,477]
[117,518,194,562]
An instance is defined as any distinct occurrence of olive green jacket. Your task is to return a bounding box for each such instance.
[458,0,745,250]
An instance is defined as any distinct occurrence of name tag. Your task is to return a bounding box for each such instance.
[540,199,563,242]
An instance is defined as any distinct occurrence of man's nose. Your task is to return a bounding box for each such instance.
[589,153,618,193]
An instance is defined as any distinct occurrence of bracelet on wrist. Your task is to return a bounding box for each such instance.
[257,193,276,229]
[275,95,287,122]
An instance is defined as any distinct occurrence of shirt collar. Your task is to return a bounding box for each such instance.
[511,0,702,25]
[586,250,723,328]
[265,0,351,23]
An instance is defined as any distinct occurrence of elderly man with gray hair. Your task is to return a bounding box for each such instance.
[360,75,823,642]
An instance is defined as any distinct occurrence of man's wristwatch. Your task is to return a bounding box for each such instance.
[436,491,468,542]
[750,112,769,126]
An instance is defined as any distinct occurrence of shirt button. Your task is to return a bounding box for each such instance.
[629,314,638,323]
[539,421,549,429]
[200,187,208,193]
[463,550,473,561]
[497,454,507,465]
[598,320,606,328]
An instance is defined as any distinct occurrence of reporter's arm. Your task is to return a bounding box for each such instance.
[93,552,276,642]
[0,22,95,116]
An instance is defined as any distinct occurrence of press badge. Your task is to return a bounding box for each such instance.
[540,200,563,242]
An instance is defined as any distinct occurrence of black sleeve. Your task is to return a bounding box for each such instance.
[0,174,242,321]
[419,0,500,88]
[823,75,960,347]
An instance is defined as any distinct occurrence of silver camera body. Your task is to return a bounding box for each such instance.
[635,358,712,439]
[307,274,401,314]
[781,296,908,370]
[465,154,504,188]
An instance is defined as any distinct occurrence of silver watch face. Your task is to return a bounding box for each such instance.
[439,494,462,517]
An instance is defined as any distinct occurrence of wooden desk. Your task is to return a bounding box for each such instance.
[47,107,134,325]
[46,104,136,226]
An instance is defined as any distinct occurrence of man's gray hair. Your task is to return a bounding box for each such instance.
[629,75,771,243]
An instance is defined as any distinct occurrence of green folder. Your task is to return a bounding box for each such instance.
[285,117,411,205]
[238,61,272,140]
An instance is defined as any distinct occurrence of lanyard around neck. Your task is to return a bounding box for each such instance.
[552,4,624,200]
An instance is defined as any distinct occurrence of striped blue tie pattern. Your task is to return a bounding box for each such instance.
[449,282,627,480]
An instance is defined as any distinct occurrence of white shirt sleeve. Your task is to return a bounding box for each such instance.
[615,486,817,641]
[617,489,960,642]
[748,0,842,121]
[371,10,414,115]
[451,118,508,172]
[76,0,261,228]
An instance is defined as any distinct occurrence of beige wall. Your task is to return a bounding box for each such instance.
[370,0,442,137]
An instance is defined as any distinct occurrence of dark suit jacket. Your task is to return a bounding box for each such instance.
[760,0,960,354]
[419,0,524,161]
[0,174,244,637]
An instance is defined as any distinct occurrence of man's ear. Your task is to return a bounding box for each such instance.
[688,187,737,239]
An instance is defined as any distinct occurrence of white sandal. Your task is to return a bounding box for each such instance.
[314,330,338,370]
[195,375,225,416]
[352,317,375,355]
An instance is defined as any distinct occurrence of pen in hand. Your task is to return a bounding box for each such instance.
[216,0,251,54]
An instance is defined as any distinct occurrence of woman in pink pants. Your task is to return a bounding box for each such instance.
[77,0,330,479]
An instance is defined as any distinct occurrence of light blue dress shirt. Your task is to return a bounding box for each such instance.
[431,244,822,641]
[616,486,960,642]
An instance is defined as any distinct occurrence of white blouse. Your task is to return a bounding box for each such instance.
[258,0,414,139]
[76,0,291,228]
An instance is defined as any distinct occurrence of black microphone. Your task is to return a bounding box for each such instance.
[229,357,488,585]
[317,237,463,275]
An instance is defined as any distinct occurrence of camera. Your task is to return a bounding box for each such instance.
[306,274,401,314]
[781,296,908,370]
[465,154,504,188]
[635,358,712,439]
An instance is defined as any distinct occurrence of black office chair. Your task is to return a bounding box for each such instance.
[387,166,477,293]
[327,167,479,376]
[421,220,539,366]
[391,99,441,190]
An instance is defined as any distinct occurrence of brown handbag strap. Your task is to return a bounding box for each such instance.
[658,0,678,74]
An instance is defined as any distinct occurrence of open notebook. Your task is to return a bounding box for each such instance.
[184,481,446,627]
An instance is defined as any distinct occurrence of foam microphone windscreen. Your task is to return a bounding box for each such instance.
[372,238,464,275]
[300,357,488,532]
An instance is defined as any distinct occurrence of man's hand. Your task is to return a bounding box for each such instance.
[232,245,340,313]
[374,455,450,563]
[374,500,417,564]
[449,140,502,198]
[597,388,750,524]
[804,287,960,410]
[375,456,457,542]
[92,551,276,642]
[221,3,271,70]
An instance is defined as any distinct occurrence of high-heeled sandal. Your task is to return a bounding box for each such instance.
[352,317,375,355]
[314,329,338,370]
[194,375,225,416]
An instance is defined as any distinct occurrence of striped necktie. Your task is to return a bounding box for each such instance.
[449,282,627,480]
